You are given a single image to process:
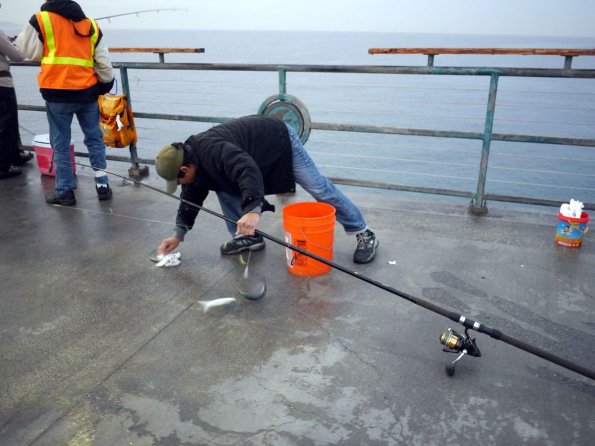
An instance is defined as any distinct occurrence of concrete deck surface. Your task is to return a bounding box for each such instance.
[1,159,594,446]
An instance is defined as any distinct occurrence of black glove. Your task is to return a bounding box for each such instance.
[96,77,115,95]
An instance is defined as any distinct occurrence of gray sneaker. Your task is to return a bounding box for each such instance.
[353,229,379,264]
[220,234,265,255]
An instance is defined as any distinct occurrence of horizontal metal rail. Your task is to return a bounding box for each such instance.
[13,61,595,78]
[104,62,595,78]
[13,57,595,211]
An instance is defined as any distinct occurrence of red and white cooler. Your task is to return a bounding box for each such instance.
[32,134,76,177]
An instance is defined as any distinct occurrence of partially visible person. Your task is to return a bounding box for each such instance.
[15,0,115,205]
[154,115,380,264]
[0,28,31,180]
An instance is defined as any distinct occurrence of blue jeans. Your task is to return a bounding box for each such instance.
[217,125,367,236]
[46,101,109,193]
[217,191,244,235]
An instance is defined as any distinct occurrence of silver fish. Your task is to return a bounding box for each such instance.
[197,297,237,313]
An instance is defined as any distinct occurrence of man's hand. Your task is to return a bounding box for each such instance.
[236,212,261,236]
[157,235,181,256]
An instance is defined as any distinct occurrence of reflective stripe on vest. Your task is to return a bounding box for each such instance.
[36,11,98,89]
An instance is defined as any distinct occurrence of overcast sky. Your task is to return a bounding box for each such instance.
[2,0,595,36]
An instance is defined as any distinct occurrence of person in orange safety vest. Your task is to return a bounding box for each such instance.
[16,0,115,206]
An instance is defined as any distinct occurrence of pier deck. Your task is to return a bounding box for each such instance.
[1,160,593,445]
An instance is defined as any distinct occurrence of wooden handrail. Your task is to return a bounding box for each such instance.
[368,48,595,69]
[368,48,595,56]
[108,47,205,62]
[109,48,204,53]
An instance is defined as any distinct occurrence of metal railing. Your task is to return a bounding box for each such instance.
[14,48,595,212]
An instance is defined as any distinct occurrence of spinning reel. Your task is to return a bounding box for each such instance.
[439,328,482,376]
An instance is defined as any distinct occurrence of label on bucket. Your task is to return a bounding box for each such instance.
[285,232,294,268]
[285,232,308,268]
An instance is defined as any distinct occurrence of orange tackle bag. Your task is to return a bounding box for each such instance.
[98,93,137,148]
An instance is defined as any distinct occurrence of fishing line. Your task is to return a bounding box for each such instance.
[80,162,595,382]
[45,202,175,226]
[18,125,38,136]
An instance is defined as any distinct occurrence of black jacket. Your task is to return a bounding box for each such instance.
[176,115,296,234]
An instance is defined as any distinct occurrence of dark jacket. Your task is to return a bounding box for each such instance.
[26,0,113,102]
[176,115,295,235]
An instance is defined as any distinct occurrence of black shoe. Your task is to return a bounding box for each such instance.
[0,165,22,180]
[14,151,34,166]
[353,229,379,264]
[220,234,265,255]
[96,183,112,201]
[46,190,76,206]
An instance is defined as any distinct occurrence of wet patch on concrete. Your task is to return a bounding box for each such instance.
[430,271,489,299]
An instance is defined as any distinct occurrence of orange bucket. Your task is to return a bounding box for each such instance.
[283,202,336,276]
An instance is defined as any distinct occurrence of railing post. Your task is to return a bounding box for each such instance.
[278,68,287,96]
[469,73,499,215]
[118,67,148,178]
[564,56,573,70]
[119,67,131,104]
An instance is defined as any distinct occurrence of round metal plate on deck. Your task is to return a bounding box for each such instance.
[258,94,311,144]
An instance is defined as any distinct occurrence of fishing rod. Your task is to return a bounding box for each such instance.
[95,9,187,23]
[80,162,595,382]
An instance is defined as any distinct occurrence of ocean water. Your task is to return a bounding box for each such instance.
[12,30,595,204]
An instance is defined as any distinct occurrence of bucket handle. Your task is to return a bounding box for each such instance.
[48,149,55,174]
[109,78,119,95]
[296,226,333,252]
[288,226,333,268]
[567,221,589,235]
